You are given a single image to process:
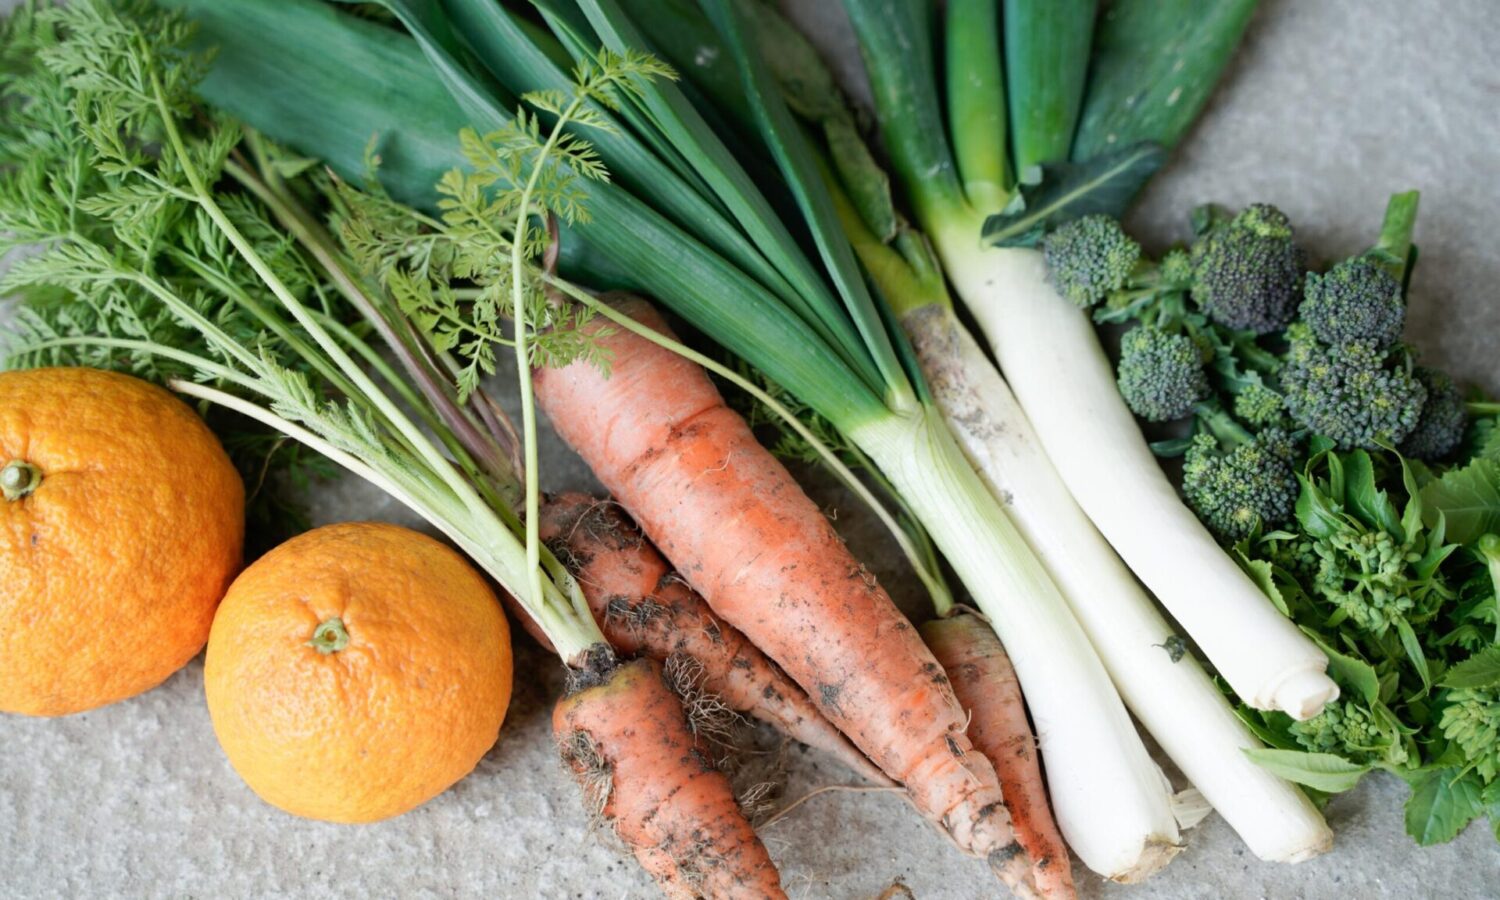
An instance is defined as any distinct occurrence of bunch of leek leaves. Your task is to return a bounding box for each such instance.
[144,0,1324,880]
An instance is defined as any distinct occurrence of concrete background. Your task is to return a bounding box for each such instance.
[2,1,1498,898]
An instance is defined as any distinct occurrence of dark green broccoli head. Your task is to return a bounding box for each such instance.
[1299,258,1405,349]
[1281,340,1427,449]
[1182,426,1300,541]
[1190,203,1306,334]
[1116,326,1209,422]
[1042,214,1141,308]
[1400,367,1467,461]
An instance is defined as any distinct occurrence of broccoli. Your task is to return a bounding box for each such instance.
[1299,258,1405,349]
[1280,334,1427,449]
[1116,326,1210,421]
[1042,214,1141,308]
[1158,248,1193,287]
[1182,414,1299,541]
[1190,203,1306,334]
[1399,367,1467,461]
[1231,379,1286,428]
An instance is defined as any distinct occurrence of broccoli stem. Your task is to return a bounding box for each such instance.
[1196,403,1254,449]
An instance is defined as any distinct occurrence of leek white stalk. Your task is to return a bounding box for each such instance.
[940,236,1338,720]
[849,406,1182,880]
[902,303,1334,862]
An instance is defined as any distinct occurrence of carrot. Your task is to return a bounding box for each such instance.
[534,296,1035,893]
[923,613,1075,900]
[538,492,891,785]
[555,653,786,900]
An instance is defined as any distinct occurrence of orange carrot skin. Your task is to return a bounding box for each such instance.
[534,298,1030,887]
[539,492,889,785]
[554,656,786,900]
[923,615,1076,900]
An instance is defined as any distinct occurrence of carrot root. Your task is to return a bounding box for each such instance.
[534,297,1035,894]
[555,654,787,900]
[539,492,891,786]
[923,613,1076,900]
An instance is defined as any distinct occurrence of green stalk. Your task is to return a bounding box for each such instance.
[838,0,969,226]
[509,92,592,616]
[946,0,1010,207]
[1004,0,1097,175]
[1369,189,1420,292]
[18,337,259,392]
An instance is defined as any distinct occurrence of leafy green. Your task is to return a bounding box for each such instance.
[1240,748,1370,793]
[1440,645,1500,690]
[1422,458,1500,545]
[1404,768,1486,846]
[980,142,1166,247]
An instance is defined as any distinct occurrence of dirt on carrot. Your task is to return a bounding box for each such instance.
[534,296,1034,892]
[555,652,787,900]
[534,491,889,785]
[924,613,1075,899]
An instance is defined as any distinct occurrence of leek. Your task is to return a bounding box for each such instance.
[839,0,1340,727]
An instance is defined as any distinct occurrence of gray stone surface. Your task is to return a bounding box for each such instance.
[2,1,1498,898]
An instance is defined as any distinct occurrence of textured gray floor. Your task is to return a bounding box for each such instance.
[3,1,1499,898]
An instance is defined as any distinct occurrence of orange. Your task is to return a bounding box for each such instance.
[0,367,244,717]
[204,522,513,824]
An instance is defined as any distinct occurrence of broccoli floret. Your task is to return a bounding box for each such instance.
[1042,214,1142,308]
[1399,367,1467,461]
[1232,380,1286,429]
[1182,420,1299,541]
[1190,203,1306,334]
[1281,338,1427,449]
[1116,326,1209,421]
[1439,687,1500,782]
[1299,258,1405,349]
[1159,248,1193,287]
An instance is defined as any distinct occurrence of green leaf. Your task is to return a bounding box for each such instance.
[1242,748,1370,793]
[1302,627,1380,704]
[1400,451,1426,542]
[1396,617,1433,693]
[1232,706,1301,751]
[1440,645,1500,690]
[980,141,1166,247]
[1343,449,1403,537]
[1002,0,1097,174]
[1072,0,1258,160]
[1420,458,1500,545]
[1235,553,1289,616]
[1484,780,1500,843]
[839,0,968,223]
[1295,472,1345,540]
[1404,768,1485,846]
